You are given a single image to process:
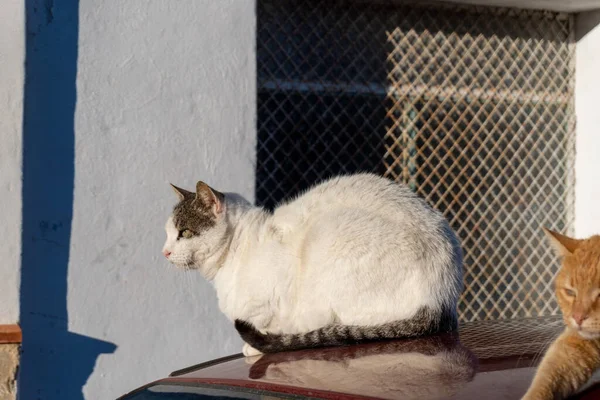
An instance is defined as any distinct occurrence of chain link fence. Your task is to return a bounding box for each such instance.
[256,0,576,322]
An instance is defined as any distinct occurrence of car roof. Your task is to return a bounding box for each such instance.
[119,316,600,400]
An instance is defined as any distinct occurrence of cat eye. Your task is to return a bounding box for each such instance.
[178,229,194,239]
[564,288,576,297]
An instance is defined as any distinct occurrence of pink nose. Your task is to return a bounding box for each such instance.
[573,312,588,326]
[163,250,171,258]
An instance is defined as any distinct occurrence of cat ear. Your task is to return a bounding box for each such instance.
[170,183,194,202]
[195,181,225,215]
[543,228,582,257]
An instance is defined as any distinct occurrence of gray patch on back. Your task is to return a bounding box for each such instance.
[235,305,457,354]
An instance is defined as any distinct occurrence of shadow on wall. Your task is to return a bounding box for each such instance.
[19,1,116,399]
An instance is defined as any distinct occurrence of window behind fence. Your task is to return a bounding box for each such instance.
[256,0,576,322]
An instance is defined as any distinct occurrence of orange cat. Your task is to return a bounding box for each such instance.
[522,229,600,400]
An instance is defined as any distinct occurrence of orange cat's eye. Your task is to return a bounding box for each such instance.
[564,288,576,297]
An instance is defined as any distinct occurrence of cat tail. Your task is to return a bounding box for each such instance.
[235,306,457,354]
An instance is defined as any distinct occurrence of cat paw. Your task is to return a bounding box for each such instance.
[243,342,263,357]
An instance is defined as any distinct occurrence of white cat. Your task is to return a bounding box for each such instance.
[162,173,463,356]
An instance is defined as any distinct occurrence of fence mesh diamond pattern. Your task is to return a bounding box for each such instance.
[256,0,576,322]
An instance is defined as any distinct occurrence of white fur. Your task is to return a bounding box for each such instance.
[163,174,463,354]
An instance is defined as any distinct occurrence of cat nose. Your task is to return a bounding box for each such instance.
[163,250,171,258]
[573,312,588,326]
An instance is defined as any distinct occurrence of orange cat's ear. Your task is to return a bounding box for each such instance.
[543,228,582,257]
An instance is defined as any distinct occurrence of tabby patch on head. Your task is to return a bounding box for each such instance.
[172,195,216,238]
[162,181,226,271]
[171,182,224,235]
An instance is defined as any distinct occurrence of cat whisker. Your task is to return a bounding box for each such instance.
[184,268,194,292]
[530,335,559,366]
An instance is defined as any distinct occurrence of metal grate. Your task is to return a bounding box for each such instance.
[256,0,576,322]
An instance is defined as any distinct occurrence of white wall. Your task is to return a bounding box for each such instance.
[75,1,256,397]
[0,0,24,324]
[18,1,256,399]
[575,10,600,238]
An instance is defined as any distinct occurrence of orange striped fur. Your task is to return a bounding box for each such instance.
[523,230,600,400]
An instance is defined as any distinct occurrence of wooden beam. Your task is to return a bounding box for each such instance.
[0,325,22,344]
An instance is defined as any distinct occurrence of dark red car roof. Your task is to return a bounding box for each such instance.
[119,316,600,400]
